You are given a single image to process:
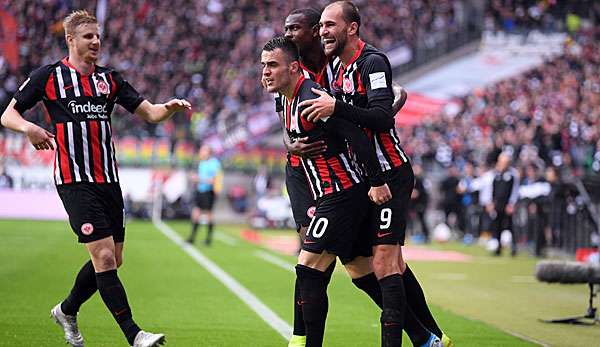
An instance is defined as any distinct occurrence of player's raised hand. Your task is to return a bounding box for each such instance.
[368,183,392,205]
[165,99,192,112]
[299,88,336,122]
[287,137,327,158]
[25,123,55,150]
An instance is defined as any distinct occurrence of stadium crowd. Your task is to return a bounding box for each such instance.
[402,26,599,255]
[0,0,461,142]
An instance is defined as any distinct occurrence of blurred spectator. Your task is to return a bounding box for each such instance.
[409,163,430,242]
[439,165,464,232]
[489,153,520,256]
[0,164,13,189]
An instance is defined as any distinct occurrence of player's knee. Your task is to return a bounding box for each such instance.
[94,248,117,270]
[344,257,372,279]
[372,248,401,278]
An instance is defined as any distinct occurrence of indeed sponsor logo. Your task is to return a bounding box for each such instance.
[67,100,107,115]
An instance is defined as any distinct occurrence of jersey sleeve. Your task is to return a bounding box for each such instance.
[110,70,145,114]
[322,117,384,187]
[332,54,395,131]
[12,66,51,114]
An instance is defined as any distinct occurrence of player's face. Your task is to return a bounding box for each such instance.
[69,23,101,63]
[261,49,293,94]
[284,14,317,53]
[319,5,348,57]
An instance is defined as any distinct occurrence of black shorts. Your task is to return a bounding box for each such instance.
[302,184,370,264]
[285,162,315,231]
[370,163,414,246]
[194,190,216,210]
[57,183,125,244]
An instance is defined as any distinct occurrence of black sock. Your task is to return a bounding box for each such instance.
[296,264,329,347]
[292,278,305,336]
[354,273,431,345]
[379,274,406,347]
[189,222,199,242]
[403,265,443,337]
[96,270,141,345]
[61,260,97,315]
[352,272,382,307]
[205,222,214,245]
[293,262,334,337]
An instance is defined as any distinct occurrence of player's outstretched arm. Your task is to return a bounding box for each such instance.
[1,99,55,150]
[134,99,191,123]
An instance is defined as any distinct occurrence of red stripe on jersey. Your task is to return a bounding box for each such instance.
[285,100,291,132]
[380,132,403,167]
[290,154,301,167]
[356,72,366,95]
[89,121,106,183]
[315,157,333,194]
[328,157,353,189]
[56,123,72,183]
[108,73,117,99]
[80,76,93,96]
[45,73,57,100]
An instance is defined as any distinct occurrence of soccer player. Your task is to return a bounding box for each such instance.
[262,36,394,347]
[0,10,190,347]
[187,144,222,246]
[300,2,452,346]
[283,6,449,347]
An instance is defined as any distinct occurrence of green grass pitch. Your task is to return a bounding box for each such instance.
[1,219,598,346]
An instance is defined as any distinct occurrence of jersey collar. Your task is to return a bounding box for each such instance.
[61,57,96,76]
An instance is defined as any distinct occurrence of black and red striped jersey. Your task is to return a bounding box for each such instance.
[276,58,340,168]
[12,57,144,185]
[331,40,409,172]
[280,76,363,199]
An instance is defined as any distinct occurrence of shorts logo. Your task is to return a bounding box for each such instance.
[96,79,109,94]
[307,206,316,218]
[81,223,94,235]
[377,231,392,238]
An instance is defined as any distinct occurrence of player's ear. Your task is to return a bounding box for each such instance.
[348,22,358,36]
[290,60,300,73]
[312,24,319,37]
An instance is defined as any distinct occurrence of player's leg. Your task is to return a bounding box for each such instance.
[296,250,336,347]
[345,256,435,347]
[87,236,142,345]
[187,204,201,244]
[286,162,318,345]
[400,262,443,338]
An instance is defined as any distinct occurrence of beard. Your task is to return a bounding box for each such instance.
[323,34,347,57]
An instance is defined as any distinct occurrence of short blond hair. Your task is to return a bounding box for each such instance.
[63,10,97,36]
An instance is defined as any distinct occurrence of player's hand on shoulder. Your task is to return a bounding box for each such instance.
[299,88,335,122]
[288,136,326,158]
[25,123,55,151]
[165,99,191,112]
[368,183,392,205]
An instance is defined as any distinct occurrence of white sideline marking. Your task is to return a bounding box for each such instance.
[215,231,238,246]
[255,250,296,273]
[503,329,550,347]
[152,219,292,340]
